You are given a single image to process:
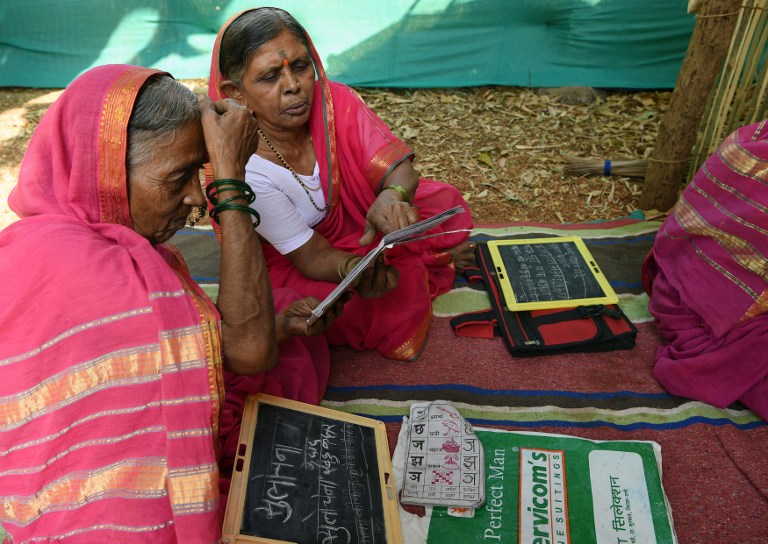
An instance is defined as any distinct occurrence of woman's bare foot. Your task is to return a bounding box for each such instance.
[449,241,476,271]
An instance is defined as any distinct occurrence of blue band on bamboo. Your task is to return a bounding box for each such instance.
[604,160,612,176]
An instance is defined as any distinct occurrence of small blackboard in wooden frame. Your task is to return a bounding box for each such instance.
[222,394,402,544]
[487,236,618,311]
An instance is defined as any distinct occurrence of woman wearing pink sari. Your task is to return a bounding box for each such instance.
[642,120,768,421]
[208,7,475,361]
[0,65,340,542]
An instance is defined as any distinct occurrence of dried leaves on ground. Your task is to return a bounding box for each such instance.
[0,84,670,230]
[356,86,670,224]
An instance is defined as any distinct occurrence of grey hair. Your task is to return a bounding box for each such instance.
[219,7,310,88]
[126,75,201,172]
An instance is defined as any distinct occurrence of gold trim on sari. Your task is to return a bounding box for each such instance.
[98,67,162,227]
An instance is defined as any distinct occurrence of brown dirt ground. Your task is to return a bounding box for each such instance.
[0,82,671,231]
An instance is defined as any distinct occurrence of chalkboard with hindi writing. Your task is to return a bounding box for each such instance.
[486,236,618,311]
[222,394,402,544]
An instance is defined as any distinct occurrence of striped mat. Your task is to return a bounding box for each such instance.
[318,218,768,543]
[171,218,768,542]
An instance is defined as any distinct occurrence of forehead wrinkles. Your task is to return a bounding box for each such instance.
[136,124,204,178]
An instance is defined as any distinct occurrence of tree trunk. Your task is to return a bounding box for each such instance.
[639,0,740,212]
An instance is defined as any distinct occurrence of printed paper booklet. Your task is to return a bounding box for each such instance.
[393,425,678,544]
[307,205,465,326]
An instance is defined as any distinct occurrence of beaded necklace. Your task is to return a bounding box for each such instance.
[257,127,327,212]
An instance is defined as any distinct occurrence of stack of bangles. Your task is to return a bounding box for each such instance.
[337,254,363,281]
[206,178,260,228]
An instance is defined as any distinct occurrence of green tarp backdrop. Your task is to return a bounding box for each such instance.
[0,0,694,89]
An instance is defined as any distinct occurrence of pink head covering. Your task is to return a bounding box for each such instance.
[205,8,342,215]
[9,64,162,227]
[207,7,332,101]
[0,65,223,542]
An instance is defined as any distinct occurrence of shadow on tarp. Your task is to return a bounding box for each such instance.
[0,1,234,87]
[0,0,692,89]
[326,0,694,89]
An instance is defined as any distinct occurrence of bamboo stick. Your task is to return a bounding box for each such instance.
[562,157,647,178]
[690,0,768,179]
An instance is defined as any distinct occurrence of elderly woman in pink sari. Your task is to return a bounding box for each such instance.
[0,65,342,542]
[642,120,768,421]
[208,7,475,361]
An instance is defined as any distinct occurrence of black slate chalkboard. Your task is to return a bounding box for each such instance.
[223,394,401,544]
[487,236,618,311]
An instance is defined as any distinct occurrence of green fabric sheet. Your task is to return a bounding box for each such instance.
[0,0,693,89]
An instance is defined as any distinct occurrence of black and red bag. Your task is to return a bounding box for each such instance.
[450,243,638,357]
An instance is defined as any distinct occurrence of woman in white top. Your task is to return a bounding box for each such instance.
[208,7,475,361]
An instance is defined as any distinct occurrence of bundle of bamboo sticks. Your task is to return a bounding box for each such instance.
[564,1,767,184]
[562,157,647,178]
[690,0,768,177]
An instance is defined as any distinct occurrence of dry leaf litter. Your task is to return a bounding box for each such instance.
[0,83,671,231]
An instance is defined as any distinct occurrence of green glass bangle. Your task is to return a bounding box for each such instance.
[382,184,411,204]
[206,185,250,206]
[206,184,255,207]
[216,194,251,208]
[208,178,251,192]
[210,202,261,228]
[206,179,255,206]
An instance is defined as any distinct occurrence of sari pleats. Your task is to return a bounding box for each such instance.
[643,120,768,420]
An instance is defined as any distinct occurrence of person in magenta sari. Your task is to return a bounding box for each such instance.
[207,7,475,361]
[642,120,768,421]
[0,64,343,542]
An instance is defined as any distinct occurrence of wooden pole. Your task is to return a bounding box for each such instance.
[639,0,741,212]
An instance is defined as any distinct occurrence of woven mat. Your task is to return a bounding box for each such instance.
[172,218,768,542]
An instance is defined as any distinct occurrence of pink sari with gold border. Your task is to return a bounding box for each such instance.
[209,9,473,360]
[0,64,329,542]
[642,120,768,420]
[0,65,222,542]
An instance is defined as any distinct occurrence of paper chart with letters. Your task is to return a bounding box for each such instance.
[400,400,485,508]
